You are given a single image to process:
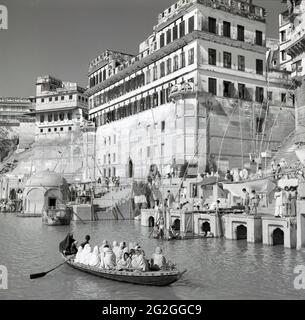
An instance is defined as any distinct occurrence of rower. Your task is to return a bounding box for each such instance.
[59,233,78,255]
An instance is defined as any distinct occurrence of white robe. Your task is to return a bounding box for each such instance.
[74,247,83,263]
[89,246,100,267]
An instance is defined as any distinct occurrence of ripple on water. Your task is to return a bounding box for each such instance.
[0,213,305,300]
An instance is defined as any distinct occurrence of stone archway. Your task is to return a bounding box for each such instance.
[273,228,284,246]
[148,216,155,227]
[236,225,247,240]
[201,221,211,233]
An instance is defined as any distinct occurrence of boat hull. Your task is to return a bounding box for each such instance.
[63,256,185,286]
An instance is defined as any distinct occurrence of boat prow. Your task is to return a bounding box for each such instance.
[61,254,186,286]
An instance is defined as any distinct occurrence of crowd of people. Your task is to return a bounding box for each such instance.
[59,233,169,272]
[274,186,297,218]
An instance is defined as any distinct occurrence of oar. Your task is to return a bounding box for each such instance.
[30,258,72,279]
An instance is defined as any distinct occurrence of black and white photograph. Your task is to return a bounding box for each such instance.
[1,0,305,310]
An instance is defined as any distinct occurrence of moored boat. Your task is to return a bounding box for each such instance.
[62,254,186,286]
[42,205,73,226]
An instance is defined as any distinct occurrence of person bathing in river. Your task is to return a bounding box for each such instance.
[59,233,78,255]
[80,235,91,248]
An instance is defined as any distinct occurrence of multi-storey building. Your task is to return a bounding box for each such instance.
[87,0,295,180]
[33,75,89,138]
[279,0,305,132]
[0,97,31,124]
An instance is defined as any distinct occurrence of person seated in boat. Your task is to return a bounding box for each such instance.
[115,242,127,262]
[89,246,100,267]
[80,235,91,248]
[131,247,149,272]
[150,246,166,271]
[103,245,116,270]
[74,246,83,263]
[59,233,78,256]
[116,252,132,270]
[80,244,92,265]
[112,241,120,261]
[100,239,109,252]
[168,225,179,239]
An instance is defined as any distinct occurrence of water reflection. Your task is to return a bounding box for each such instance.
[0,213,305,300]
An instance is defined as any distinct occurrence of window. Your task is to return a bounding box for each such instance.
[256,59,263,75]
[161,121,165,132]
[49,97,52,102]
[237,25,244,41]
[68,127,72,131]
[208,78,217,95]
[166,29,172,45]
[48,114,52,122]
[61,96,64,100]
[146,69,151,84]
[160,62,165,77]
[48,128,51,132]
[147,146,150,158]
[208,17,216,34]
[173,25,178,40]
[69,95,73,100]
[267,91,273,101]
[40,115,44,123]
[181,51,185,68]
[41,98,44,103]
[281,50,287,61]
[223,81,234,98]
[238,83,246,100]
[238,55,245,71]
[67,112,72,120]
[281,93,287,103]
[223,21,231,37]
[54,113,58,121]
[179,20,185,37]
[188,16,194,33]
[113,167,116,176]
[255,87,264,103]
[59,113,64,121]
[40,129,43,133]
[161,143,165,156]
[167,58,172,74]
[223,52,232,68]
[281,30,286,42]
[173,55,179,71]
[54,128,57,132]
[188,48,194,65]
[256,118,264,133]
[255,30,263,45]
[153,65,158,81]
[55,96,58,101]
[60,127,63,131]
[208,48,216,65]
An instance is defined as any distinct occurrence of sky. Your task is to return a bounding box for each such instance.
[0,0,287,97]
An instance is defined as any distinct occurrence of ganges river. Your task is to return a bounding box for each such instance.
[0,213,305,300]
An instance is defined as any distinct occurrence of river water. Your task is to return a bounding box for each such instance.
[0,213,304,300]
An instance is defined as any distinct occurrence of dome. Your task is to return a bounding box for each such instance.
[25,170,68,188]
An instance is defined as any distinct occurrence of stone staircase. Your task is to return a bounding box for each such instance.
[93,186,132,220]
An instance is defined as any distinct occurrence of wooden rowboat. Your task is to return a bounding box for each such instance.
[62,254,186,286]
